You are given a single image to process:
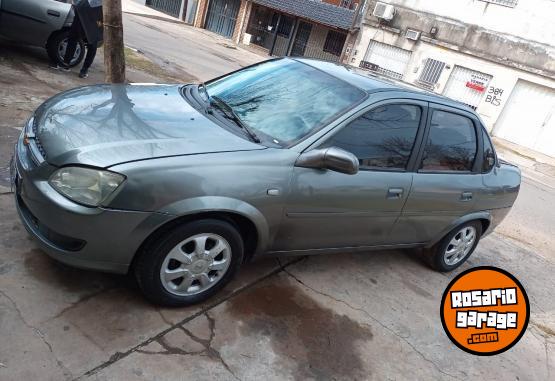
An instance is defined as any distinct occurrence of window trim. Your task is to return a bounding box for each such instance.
[481,127,498,174]
[314,99,430,173]
[415,103,484,175]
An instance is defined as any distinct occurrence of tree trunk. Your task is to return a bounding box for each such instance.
[103,0,125,83]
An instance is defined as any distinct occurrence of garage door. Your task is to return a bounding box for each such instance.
[493,80,555,157]
[205,0,241,38]
[146,0,182,18]
[443,66,492,110]
[362,41,412,80]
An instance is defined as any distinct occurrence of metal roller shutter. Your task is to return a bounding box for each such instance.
[362,41,412,80]
[145,0,182,18]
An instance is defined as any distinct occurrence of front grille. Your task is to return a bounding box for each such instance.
[30,118,47,160]
[34,137,47,160]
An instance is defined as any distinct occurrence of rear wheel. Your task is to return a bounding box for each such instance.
[134,219,244,307]
[46,30,85,67]
[425,221,482,272]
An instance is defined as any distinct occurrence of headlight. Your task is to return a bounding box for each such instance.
[49,167,125,207]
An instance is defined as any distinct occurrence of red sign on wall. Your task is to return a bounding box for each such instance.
[466,82,486,92]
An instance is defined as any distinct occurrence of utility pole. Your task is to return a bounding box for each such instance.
[103,0,126,83]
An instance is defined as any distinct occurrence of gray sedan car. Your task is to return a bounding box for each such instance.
[0,0,84,66]
[13,58,521,306]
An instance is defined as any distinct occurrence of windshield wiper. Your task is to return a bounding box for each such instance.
[209,96,261,143]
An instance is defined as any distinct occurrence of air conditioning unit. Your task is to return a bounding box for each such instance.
[373,2,395,21]
[405,29,421,41]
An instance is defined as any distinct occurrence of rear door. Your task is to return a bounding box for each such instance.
[0,0,70,46]
[390,103,484,244]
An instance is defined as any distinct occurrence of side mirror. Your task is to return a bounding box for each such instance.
[295,147,359,175]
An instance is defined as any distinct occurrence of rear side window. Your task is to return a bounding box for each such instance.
[420,111,477,172]
[322,104,421,170]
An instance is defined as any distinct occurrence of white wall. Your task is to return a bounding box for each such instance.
[378,0,555,45]
[350,24,555,131]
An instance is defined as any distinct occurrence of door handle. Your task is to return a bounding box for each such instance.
[47,10,60,17]
[387,188,404,200]
[460,191,473,202]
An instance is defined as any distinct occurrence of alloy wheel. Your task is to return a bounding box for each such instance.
[159,233,232,296]
[57,38,82,66]
[444,226,477,266]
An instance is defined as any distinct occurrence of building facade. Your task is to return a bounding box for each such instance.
[190,0,357,62]
[348,0,555,156]
[143,0,358,62]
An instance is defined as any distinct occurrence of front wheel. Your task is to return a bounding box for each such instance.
[134,219,244,307]
[425,221,482,272]
[46,30,85,67]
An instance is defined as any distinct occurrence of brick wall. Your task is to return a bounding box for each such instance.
[194,0,210,28]
[231,0,250,43]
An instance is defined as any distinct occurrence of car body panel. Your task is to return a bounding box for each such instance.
[108,148,300,254]
[33,84,264,167]
[273,168,413,250]
[0,0,72,47]
[14,133,174,272]
[12,58,521,274]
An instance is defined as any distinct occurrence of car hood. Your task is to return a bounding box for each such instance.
[33,84,264,167]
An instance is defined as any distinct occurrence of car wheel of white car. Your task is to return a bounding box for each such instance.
[134,219,244,307]
[426,221,482,272]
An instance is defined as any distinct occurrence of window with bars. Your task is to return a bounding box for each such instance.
[418,58,446,88]
[479,0,518,8]
[323,30,347,56]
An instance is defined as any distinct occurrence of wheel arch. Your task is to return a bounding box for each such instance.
[131,197,270,271]
[426,211,492,248]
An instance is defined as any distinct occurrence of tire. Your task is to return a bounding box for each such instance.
[46,30,85,67]
[425,221,482,272]
[134,219,244,307]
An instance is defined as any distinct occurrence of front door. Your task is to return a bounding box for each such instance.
[391,104,484,244]
[272,101,428,252]
[204,0,241,38]
[290,21,312,57]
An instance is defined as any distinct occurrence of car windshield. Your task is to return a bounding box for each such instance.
[205,59,366,146]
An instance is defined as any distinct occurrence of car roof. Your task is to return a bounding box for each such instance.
[294,58,477,114]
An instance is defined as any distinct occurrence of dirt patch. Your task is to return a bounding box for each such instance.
[227,282,373,380]
[124,47,194,83]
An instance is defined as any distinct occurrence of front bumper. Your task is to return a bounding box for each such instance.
[13,134,172,274]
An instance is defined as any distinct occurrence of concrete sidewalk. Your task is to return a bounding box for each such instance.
[493,137,555,189]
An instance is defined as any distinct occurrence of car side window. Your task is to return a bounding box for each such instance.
[420,111,477,172]
[482,129,496,173]
[321,104,421,170]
